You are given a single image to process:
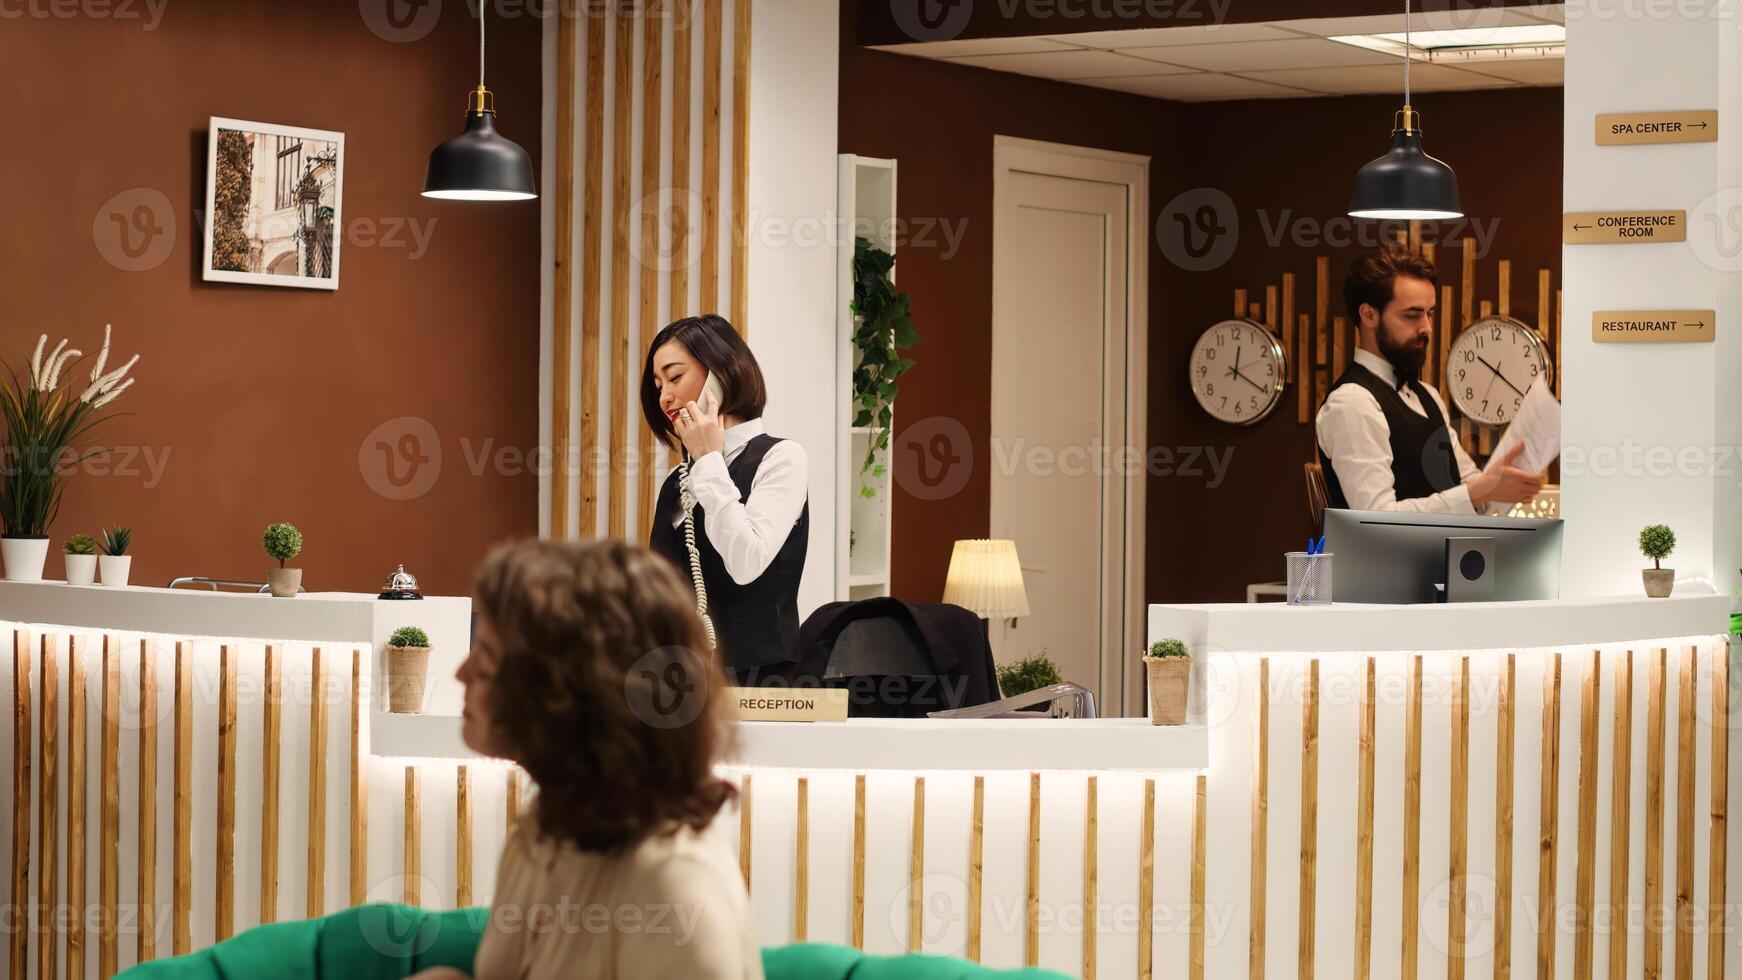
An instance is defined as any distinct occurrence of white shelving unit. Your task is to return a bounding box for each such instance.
[836,155,897,602]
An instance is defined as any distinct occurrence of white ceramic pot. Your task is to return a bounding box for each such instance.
[64,553,97,586]
[99,554,132,587]
[2,536,50,582]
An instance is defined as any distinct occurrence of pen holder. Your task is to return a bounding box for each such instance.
[1285,551,1333,605]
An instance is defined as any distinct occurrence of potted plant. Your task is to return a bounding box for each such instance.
[0,326,139,581]
[384,625,431,714]
[263,522,303,598]
[1639,523,1676,598]
[97,525,132,586]
[849,237,919,492]
[63,533,97,586]
[996,650,1063,712]
[1144,638,1192,726]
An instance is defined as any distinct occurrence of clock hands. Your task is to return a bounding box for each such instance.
[1222,345,1268,393]
[1477,355,1526,398]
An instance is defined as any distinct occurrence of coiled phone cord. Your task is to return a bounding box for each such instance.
[677,450,717,650]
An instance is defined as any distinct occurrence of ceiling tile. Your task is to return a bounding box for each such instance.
[1275,8,1551,38]
[1050,23,1301,49]
[1123,36,1402,72]
[1089,72,1318,101]
[868,36,1074,58]
[946,48,1199,79]
[1450,56,1564,84]
[1236,62,1517,95]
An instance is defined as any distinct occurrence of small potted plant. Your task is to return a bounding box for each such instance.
[262,522,303,598]
[63,533,97,586]
[384,625,431,714]
[1144,638,1192,726]
[996,650,1063,712]
[98,525,131,586]
[1639,523,1676,598]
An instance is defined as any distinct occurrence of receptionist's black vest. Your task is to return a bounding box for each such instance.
[649,433,808,676]
[1318,361,1462,509]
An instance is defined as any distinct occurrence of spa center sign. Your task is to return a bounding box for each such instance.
[1595,110,1716,145]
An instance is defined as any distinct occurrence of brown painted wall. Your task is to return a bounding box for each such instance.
[840,6,1563,604]
[0,0,543,596]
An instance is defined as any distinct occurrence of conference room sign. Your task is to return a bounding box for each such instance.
[1562,210,1687,244]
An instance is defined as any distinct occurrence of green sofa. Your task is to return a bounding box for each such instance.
[116,903,1070,980]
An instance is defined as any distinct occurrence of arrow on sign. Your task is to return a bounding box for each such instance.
[1694,121,1710,129]
[1573,223,1590,230]
[1688,320,1706,328]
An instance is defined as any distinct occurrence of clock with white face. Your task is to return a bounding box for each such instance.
[1189,318,1288,425]
[1446,315,1554,426]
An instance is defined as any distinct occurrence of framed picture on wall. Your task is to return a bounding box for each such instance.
[201,116,345,290]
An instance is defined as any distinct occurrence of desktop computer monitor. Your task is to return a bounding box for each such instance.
[1322,508,1563,604]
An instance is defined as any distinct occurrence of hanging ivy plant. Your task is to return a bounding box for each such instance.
[850,236,919,492]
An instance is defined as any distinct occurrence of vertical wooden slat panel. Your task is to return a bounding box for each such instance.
[216,643,237,941]
[852,773,865,949]
[1644,647,1667,977]
[506,768,521,833]
[403,766,419,906]
[1281,273,1296,363]
[1233,288,1248,319]
[700,0,722,309]
[1356,657,1376,980]
[37,635,58,980]
[1083,775,1097,980]
[10,631,29,980]
[669,0,692,320]
[969,774,984,962]
[1480,300,1494,320]
[1460,238,1476,327]
[1707,644,1721,980]
[1026,771,1041,967]
[1607,650,1634,980]
[1191,773,1207,980]
[456,765,472,907]
[1299,659,1320,980]
[1675,646,1697,976]
[1554,290,1563,397]
[1537,653,1564,979]
[608,5,634,539]
[794,776,808,942]
[909,776,925,953]
[1573,651,1603,980]
[1251,657,1269,980]
[307,647,328,917]
[1495,653,1516,980]
[739,772,752,889]
[173,641,191,955]
[68,636,88,980]
[1709,642,1729,980]
[550,0,577,540]
[350,649,366,908]
[730,0,751,332]
[1449,657,1470,980]
[579,2,606,538]
[1537,269,1552,351]
[259,644,281,924]
[1439,285,1455,401]
[1307,257,1327,423]
[1139,777,1155,980]
[1264,284,1277,331]
[636,0,665,532]
[101,635,121,977]
[1402,654,1423,980]
[1497,260,1512,317]
[138,639,158,964]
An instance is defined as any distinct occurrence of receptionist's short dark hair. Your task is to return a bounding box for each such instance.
[1343,246,1439,326]
[638,314,767,442]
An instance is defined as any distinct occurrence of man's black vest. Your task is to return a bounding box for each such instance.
[1319,361,1462,509]
[649,433,808,677]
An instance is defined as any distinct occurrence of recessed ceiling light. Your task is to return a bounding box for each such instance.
[1331,24,1565,62]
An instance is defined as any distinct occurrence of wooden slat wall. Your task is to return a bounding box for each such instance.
[37,635,57,980]
[100,636,121,977]
[67,638,86,980]
[307,647,328,917]
[549,0,753,539]
[138,640,158,964]
[10,632,28,980]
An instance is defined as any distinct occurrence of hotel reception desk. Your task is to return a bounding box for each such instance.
[4,586,1737,979]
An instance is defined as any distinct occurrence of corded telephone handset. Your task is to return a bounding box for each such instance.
[678,372,725,650]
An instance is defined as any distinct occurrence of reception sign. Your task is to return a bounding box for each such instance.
[1595,109,1716,145]
[1591,309,1714,343]
[1563,210,1686,244]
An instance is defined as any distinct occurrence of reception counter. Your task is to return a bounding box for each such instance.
[5,587,1737,979]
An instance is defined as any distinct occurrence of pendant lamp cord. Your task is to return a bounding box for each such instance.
[1402,0,1411,105]
[478,2,487,89]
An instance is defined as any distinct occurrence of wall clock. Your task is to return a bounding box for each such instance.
[1446,315,1554,426]
[1188,317,1288,425]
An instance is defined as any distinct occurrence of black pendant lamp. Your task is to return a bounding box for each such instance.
[1348,0,1461,220]
[423,3,537,201]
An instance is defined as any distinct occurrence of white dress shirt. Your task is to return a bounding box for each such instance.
[670,417,809,585]
[1315,347,1494,515]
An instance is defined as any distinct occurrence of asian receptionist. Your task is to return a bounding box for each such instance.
[1316,246,1543,513]
[641,314,809,687]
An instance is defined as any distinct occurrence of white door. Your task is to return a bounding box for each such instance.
[991,142,1144,713]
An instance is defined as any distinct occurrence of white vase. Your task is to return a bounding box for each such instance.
[99,554,132,587]
[64,553,97,586]
[2,537,50,582]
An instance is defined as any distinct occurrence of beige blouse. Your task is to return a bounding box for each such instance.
[473,811,763,980]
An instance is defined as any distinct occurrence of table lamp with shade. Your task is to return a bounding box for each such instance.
[942,539,1030,636]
